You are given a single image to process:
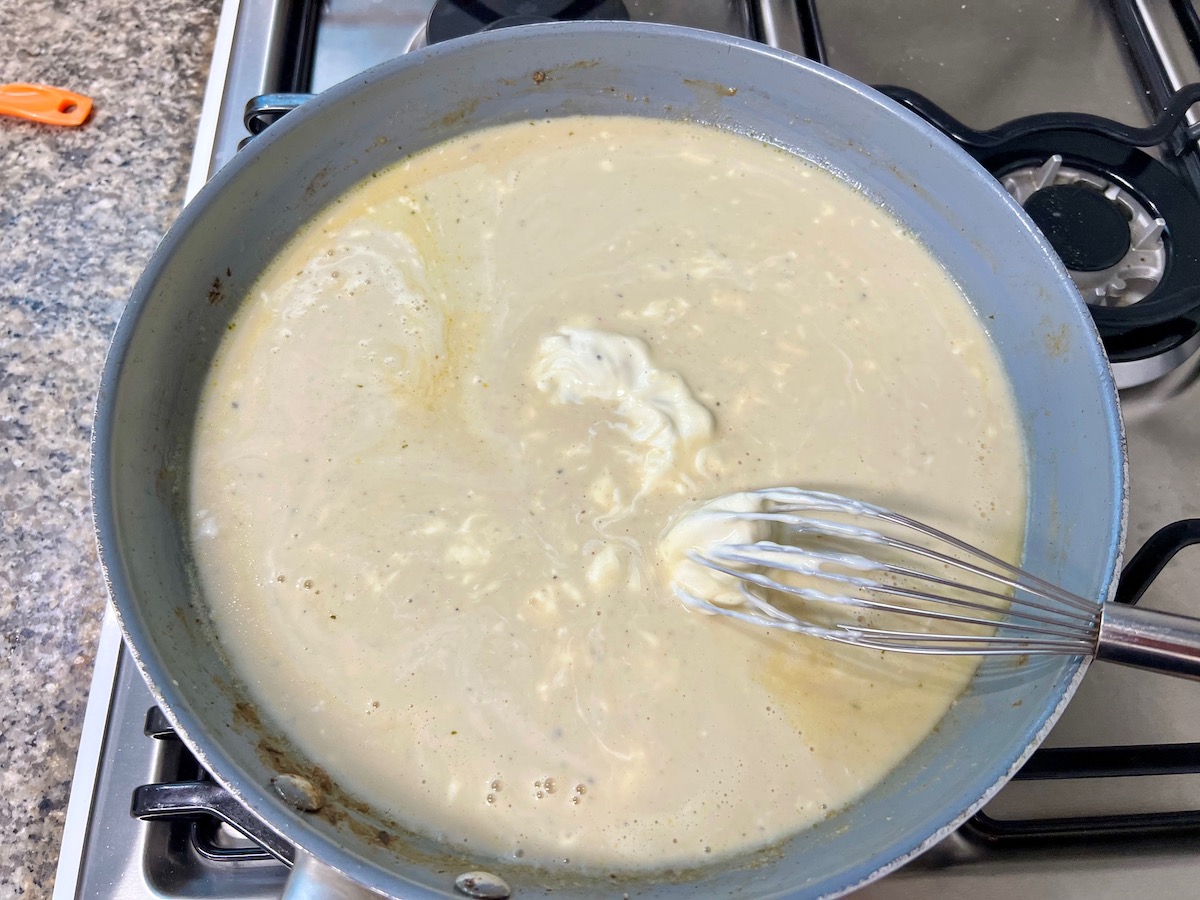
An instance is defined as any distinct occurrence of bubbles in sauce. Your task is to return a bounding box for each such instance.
[189,116,1027,872]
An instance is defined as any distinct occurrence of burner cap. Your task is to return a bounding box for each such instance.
[970,130,1200,377]
[1021,183,1131,272]
[427,0,631,46]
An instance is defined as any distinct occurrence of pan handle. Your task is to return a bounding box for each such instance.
[281,850,386,899]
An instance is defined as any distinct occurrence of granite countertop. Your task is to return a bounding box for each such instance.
[1,0,220,892]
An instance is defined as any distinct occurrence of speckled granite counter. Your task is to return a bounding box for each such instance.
[1,0,220,892]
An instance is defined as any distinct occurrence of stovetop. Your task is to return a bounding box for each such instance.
[56,1,1200,898]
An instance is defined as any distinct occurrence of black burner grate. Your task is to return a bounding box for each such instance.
[802,0,1200,373]
[962,519,1200,846]
[132,707,292,867]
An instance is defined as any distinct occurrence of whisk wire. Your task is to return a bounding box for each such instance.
[694,546,1094,643]
[757,488,1098,613]
[678,582,1094,655]
[705,540,1096,634]
[675,488,1105,657]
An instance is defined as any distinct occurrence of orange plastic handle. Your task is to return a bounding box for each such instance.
[0,83,92,126]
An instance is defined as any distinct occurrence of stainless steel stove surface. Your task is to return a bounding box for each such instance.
[55,1,1200,898]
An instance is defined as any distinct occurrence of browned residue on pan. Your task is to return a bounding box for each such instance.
[243,719,423,854]
[304,166,330,200]
[232,698,264,731]
[683,77,738,97]
[527,58,601,87]
[206,276,224,305]
[155,465,176,501]
[436,96,485,128]
[1043,323,1069,359]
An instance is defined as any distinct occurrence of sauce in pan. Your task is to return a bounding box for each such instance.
[189,116,1027,871]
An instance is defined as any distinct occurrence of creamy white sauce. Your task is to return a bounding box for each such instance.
[189,116,1027,873]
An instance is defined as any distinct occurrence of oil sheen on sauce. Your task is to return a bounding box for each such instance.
[189,116,1028,872]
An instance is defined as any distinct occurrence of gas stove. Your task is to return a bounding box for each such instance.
[56,2,1200,898]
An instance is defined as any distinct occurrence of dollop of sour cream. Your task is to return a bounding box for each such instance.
[659,492,770,607]
[532,328,714,493]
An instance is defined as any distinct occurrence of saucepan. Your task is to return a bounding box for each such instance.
[94,22,1128,899]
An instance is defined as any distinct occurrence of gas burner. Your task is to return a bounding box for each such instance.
[1022,181,1133,273]
[970,132,1200,388]
[425,0,630,46]
[1000,155,1166,308]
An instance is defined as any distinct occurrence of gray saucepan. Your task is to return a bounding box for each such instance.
[93,22,1125,899]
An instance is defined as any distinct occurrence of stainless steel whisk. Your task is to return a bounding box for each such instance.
[674,488,1200,680]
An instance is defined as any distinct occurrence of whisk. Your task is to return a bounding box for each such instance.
[671,488,1200,680]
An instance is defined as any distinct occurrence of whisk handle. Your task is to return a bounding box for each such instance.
[1096,604,1200,680]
